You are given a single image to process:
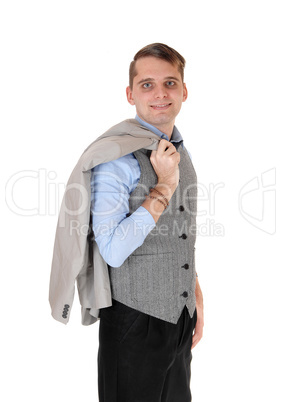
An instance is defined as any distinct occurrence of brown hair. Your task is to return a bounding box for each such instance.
[129,43,186,88]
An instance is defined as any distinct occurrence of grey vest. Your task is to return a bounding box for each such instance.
[109,145,197,324]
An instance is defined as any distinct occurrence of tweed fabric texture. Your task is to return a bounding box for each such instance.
[109,146,197,324]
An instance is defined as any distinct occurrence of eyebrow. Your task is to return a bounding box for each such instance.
[137,76,181,85]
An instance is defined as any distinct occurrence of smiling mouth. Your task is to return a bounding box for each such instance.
[150,103,172,110]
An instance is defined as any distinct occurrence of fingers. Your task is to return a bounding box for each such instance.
[191,333,200,350]
[191,321,203,350]
[151,140,179,163]
[157,139,177,155]
[150,139,180,187]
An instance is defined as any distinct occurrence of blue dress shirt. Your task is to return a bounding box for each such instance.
[90,116,185,268]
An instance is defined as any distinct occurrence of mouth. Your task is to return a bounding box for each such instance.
[150,103,172,110]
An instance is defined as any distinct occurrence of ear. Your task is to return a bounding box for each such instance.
[183,83,188,102]
[126,86,135,105]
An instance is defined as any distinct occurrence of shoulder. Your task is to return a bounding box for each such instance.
[92,153,140,190]
[93,153,139,172]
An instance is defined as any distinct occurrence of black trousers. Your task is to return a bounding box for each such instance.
[98,300,197,402]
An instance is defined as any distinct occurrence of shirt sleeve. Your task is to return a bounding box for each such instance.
[90,154,156,268]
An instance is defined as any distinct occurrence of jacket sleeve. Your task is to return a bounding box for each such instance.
[48,166,92,324]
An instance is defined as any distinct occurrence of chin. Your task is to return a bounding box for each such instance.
[153,115,173,125]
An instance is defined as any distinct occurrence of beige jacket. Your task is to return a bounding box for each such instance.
[49,119,160,325]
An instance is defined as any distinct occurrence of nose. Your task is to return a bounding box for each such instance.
[154,84,168,99]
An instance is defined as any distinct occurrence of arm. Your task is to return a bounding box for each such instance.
[91,139,180,267]
[192,277,204,349]
[91,154,156,267]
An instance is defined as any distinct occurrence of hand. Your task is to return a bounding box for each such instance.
[192,278,204,349]
[191,304,204,349]
[150,139,180,189]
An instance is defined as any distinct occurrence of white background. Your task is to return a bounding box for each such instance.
[1,1,280,401]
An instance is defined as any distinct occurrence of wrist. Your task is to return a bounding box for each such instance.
[155,181,177,199]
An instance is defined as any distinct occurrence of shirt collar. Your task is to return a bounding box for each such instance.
[135,115,184,149]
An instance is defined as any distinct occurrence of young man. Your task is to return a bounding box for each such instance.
[91,43,204,402]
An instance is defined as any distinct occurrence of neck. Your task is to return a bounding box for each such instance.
[154,123,174,140]
[135,115,174,140]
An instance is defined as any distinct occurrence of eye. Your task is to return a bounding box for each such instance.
[143,82,152,89]
[166,81,175,87]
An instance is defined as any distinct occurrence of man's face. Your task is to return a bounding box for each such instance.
[126,56,188,136]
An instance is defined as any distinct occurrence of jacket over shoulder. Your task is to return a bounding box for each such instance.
[49,119,160,325]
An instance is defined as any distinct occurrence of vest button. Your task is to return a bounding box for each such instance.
[181,263,189,270]
[181,291,188,298]
[179,205,185,211]
[179,233,187,240]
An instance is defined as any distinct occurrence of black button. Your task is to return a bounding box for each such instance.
[63,308,68,313]
[64,304,70,308]
[181,291,188,298]
[181,263,189,270]
[179,233,187,239]
[179,205,185,212]
[62,314,67,319]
